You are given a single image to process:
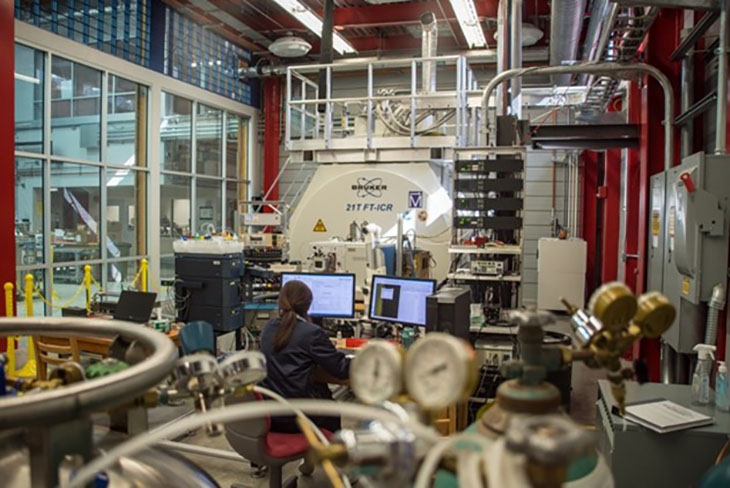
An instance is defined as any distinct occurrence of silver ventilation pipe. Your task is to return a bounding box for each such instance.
[577,0,612,85]
[421,11,439,93]
[497,0,522,117]
[549,0,587,86]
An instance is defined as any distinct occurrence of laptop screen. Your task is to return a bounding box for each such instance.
[113,290,157,323]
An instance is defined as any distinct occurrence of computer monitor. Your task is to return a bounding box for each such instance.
[368,275,436,326]
[280,273,355,318]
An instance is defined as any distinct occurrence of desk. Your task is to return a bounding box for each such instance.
[40,328,180,357]
[597,380,730,487]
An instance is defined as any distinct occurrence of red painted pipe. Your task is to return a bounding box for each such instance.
[0,0,15,351]
[262,77,282,203]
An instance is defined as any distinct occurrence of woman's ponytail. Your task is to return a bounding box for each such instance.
[273,281,313,352]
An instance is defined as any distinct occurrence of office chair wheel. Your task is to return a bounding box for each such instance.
[250,463,268,478]
[298,460,314,476]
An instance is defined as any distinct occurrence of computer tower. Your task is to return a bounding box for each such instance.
[426,287,471,341]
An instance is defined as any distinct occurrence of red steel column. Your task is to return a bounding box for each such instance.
[263,77,282,202]
[0,1,16,353]
[600,148,621,283]
[581,151,599,296]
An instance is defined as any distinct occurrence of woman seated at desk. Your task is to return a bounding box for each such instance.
[260,280,351,433]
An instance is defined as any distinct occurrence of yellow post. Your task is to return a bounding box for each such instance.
[4,283,15,376]
[140,258,148,292]
[18,275,37,378]
[24,274,34,317]
[84,265,92,313]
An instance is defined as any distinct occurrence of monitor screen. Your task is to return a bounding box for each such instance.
[280,273,356,318]
[368,275,436,326]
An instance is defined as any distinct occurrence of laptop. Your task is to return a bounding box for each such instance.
[113,290,157,324]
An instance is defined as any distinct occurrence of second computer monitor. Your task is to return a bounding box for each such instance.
[369,275,436,326]
[280,272,355,318]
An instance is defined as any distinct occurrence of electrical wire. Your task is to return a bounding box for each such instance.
[413,433,493,488]
[68,399,440,488]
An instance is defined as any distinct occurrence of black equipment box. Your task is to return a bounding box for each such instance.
[176,277,242,308]
[174,253,244,278]
[426,287,471,341]
[185,304,243,332]
[175,252,244,332]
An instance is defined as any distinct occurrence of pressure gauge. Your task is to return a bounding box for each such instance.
[350,340,404,405]
[220,351,267,388]
[404,333,477,410]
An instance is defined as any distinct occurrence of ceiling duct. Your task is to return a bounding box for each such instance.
[549,0,588,86]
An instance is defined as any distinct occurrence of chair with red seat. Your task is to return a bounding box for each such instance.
[225,392,332,488]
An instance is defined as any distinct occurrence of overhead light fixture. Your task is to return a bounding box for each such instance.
[448,0,487,48]
[271,0,357,55]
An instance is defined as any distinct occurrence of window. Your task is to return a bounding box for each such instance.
[196,178,222,233]
[14,44,44,153]
[161,93,192,172]
[107,169,146,258]
[225,181,238,232]
[196,104,222,176]
[15,158,44,266]
[160,174,191,255]
[226,114,240,179]
[107,75,148,166]
[51,58,102,161]
[50,162,102,262]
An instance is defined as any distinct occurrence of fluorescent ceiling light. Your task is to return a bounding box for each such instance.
[448,0,487,48]
[271,0,357,55]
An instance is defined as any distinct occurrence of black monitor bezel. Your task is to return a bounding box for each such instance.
[368,274,437,326]
[280,272,356,319]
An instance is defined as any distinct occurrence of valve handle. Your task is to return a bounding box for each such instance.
[680,172,696,193]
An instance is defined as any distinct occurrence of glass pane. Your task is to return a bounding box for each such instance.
[160,174,191,254]
[51,57,101,161]
[17,269,46,317]
[50,264,101,315]
[225,181,238,233]
[107,168,146,258]
[50,162,101,261]
[161,93,192,172]
[107,260,146,293]
[196,104,222,176]
[14,44,44,153]
[226,114,240,179]
[15,158,44,266]
[196,178,222,233]
[161,255,174,281]
[107,75,148,166]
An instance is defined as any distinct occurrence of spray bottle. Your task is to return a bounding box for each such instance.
[717,361,729,412]
[692,344,716,405]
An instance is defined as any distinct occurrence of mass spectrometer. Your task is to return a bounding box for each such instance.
[288,162,452,281]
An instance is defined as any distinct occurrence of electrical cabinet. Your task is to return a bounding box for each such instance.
[537,238,587,310]
[647,152,730,353]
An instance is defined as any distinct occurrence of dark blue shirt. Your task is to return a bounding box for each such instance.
[260,317,350,399]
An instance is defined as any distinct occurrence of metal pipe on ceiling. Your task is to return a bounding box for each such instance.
[497,0,522,116]
[549,0,588,86]
[577,0,612,84]
[716,0,729,154]
[421,11,439,93]
[482,62,675,171]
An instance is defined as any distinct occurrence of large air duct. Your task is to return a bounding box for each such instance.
[421,11,438,93]
[578,0,612,85]
[549,0,587,86]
